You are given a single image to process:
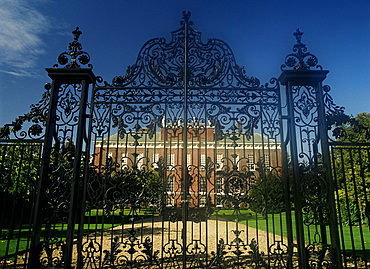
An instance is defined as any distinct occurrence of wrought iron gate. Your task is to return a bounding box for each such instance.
[2,11,362,269]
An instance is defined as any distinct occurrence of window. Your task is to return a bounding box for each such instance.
[167,153,175,169]
[248,154,255,171]
[200,154,206,170]
[231,154,239,170]
[137,153,143,169]
[199,196,207,207]
[105,152,113,165]
[167,176,174,193]
[216,177,223,194]
[187,154,191,167]
[166,196,174,207]
[216,154,223,170]
[121,153,128,169]
[264,154,270,170]
[215,194,223,207]
[152,153,159,168]
[199,177,207,193]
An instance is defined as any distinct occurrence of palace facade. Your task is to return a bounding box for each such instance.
[94,126,281,208]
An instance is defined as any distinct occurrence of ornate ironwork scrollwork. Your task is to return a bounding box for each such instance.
[209,237,269,268]
[163,239,182,268]
[39,238,65,268]
[281,29,322,71]
[54,27,92,69]
[112,12,261,88]
[0,83,50,140]
[306,243,337,269]
[300,166,330,226]
[81,11,285,269]
[324,85,370,143]
[43,146,75,224]
[269,241,289,268]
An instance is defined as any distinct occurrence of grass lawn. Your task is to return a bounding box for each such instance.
[2,207,369,262]
[0,207,155,259]
[215,209,370,260]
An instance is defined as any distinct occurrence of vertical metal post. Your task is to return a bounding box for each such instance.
[316,81,343,268]
[285,80,308,269]
[76,84,96,269]
[278,87,294,268]
[28,79,60,269]
[182,11,190,269]
[64,79,90,268]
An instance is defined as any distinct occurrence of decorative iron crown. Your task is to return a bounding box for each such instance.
[281,29,322,71]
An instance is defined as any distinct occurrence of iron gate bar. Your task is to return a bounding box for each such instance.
[277,89,294,268]
[182,11,190,269]
[315,74,342,268]
[28,78,61,268]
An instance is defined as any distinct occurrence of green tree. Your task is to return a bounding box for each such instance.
[0,142,41,198]
[248,162,285,218]
[331,112,370,226]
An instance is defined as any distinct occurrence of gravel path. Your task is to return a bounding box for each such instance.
[73,216,293,266]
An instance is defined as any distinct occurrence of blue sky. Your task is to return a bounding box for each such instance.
[0,0,369,124]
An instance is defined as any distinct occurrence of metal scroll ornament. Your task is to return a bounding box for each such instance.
[281,29,322,71]
[0,83,51,140]
[54,27,92,69]
[112,11,260,88]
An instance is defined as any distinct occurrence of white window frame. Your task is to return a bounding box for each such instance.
[137,153,144,169]
[152,153,159,168]
[105,152,113,165]
[121,153,128,169]
[216,177,224,194]
[167,176,174,193]
[248,154,255,171]
[216,154,223,170]
[199,196,207,207]
[264,154,271,170]
[167,153,175,169]
[199,176,207,194]
[166,196,174,207]
[215,194,223,207]
[200,154,206,171]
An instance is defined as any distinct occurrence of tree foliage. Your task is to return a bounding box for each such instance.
[0,142,41,198]
[248,162,285,218]
[331,113,370,226]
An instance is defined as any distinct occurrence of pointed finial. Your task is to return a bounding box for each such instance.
[180,11,193,26]
[280,29,322,71]
[182,11,191,22]
[72,27,82,42]
[293,28,303,43]
[54,27,92,69]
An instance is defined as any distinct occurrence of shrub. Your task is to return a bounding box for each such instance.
[248,171,285,218]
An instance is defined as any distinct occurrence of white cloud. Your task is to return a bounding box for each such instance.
[0,0,49,76]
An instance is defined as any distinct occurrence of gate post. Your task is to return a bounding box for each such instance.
[29,28,95,268]
[279,29,342,268]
